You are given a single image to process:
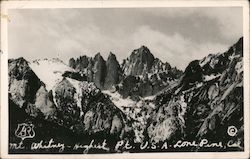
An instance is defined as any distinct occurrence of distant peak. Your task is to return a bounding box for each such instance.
[32,58,65,64]
[109,52,115,56]
[15,57,28,62]
[108,52,117,60]
[94,52,105,62]
[133,45,151,55]
[140,45,148,49]
[8,57,29,65]
[51,58,64,63]
[94,52,102,58]
[131,45,154,60]
[235,36,243,47]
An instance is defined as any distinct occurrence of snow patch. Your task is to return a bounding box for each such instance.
[203,74,221,81]
[102,90,136,109]
[144,95,156,100]
[29,58,75,91]
[235,60,243,74]
[199,55,212,67]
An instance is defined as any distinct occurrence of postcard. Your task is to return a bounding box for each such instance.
[1,1,249,159]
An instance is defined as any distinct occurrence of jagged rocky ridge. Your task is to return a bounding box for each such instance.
[8,37,244,153]
[69,52,122,90]
[69,46,182,98]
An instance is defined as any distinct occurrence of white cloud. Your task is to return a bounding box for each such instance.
[8,8,242,70]
[130,25,228,70]
[202,8,243,41]
[143,7,242,43]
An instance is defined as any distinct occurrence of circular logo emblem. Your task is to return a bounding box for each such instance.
[227,126,238,137]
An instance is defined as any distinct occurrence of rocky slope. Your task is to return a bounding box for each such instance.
[146,37,244,151]
[8,58,126,138]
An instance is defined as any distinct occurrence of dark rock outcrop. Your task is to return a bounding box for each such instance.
[8,58,42,107]
[104,52,122,89]
[8,58,56,118]
[69,53,122,90]
[92,53,106,89]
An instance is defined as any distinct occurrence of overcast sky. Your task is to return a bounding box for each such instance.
[8,7,243,70]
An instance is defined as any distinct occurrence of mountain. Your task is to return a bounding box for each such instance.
[8,37,244,153]
[122,45,155,76]
[118,46,182,98]
[146,37,243,150]
[69,52,122,90]
[8,57,126,138]
[122,45,176,77]
[69,46,183,98]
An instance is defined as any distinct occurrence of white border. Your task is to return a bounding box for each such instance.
[1,1,249,159]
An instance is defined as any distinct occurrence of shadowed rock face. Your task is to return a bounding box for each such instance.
[69,53,120,89]
[8,58,42,106]
[8,57,56,118]
[104,52,122,90]
[93,53,106,89]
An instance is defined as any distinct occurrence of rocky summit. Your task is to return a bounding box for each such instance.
[122,45,155,76]
[8,37,244,153]
[69,46,182,98]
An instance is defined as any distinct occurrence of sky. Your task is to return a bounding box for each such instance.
[8,7,243,70]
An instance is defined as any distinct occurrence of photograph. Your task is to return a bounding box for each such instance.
[1,0,249,158]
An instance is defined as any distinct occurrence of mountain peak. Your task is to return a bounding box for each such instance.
[122,45,155,76]
[109,51,115,56]
[94,52,104,61]
[95,52,101,57]
[134,45,152,56]
[108,52,117,61]
[139,45,149,50]
[8,57,29,66]
[32,58,66,66]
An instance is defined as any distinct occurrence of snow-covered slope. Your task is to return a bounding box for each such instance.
[29,58,75,91]
[103,90,156,143]
[102,90,136,109]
